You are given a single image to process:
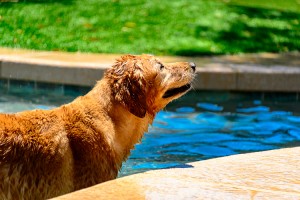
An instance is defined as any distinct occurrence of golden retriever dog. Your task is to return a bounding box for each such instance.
[0,54,196,199]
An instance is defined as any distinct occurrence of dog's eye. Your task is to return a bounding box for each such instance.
[159,63,164,70]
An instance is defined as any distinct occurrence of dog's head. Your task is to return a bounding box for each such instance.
[105,54,196,118]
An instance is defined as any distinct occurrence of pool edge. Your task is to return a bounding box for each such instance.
[0,48,299,92]
[51,147,300,200]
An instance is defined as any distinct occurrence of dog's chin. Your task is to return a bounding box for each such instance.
[162,84,191,99]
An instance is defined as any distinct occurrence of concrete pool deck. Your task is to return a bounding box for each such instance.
[52,147,300,200]
[1,48,300,199]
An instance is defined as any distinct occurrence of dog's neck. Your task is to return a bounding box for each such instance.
[83,79,154,165]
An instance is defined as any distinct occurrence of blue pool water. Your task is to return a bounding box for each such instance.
[1,90,300,176]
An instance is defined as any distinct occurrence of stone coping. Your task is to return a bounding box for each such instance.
[52,147,300,200]
[0,48,299,91]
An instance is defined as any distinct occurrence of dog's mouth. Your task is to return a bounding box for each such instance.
[162,84,191,98]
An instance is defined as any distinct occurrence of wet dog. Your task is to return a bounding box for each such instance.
[0,54,196,199]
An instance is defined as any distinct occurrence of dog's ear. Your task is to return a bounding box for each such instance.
[105,55,147,118]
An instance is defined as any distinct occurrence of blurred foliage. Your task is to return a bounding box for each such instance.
[0,0,299,55]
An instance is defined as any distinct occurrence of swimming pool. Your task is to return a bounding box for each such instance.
[1,88,300,177]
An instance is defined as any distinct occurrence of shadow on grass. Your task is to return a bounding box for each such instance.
[176,5,300,56]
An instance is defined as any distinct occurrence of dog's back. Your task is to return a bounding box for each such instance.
[0,101,119,200]
[0,111,74,200]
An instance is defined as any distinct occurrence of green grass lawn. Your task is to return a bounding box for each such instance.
[0,0,299,55]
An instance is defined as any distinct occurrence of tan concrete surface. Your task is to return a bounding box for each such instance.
[0,47,299,91]
[195,63,237,90]
[52,147,300,200]
[1,61,104,86]
[0,47,190,68]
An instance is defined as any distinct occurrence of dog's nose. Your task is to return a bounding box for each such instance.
[189,62,196,72]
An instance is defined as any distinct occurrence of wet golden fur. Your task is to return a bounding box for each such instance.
[0,54,195,199]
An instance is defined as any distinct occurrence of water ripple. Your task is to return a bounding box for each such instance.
[121,100,300,176]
